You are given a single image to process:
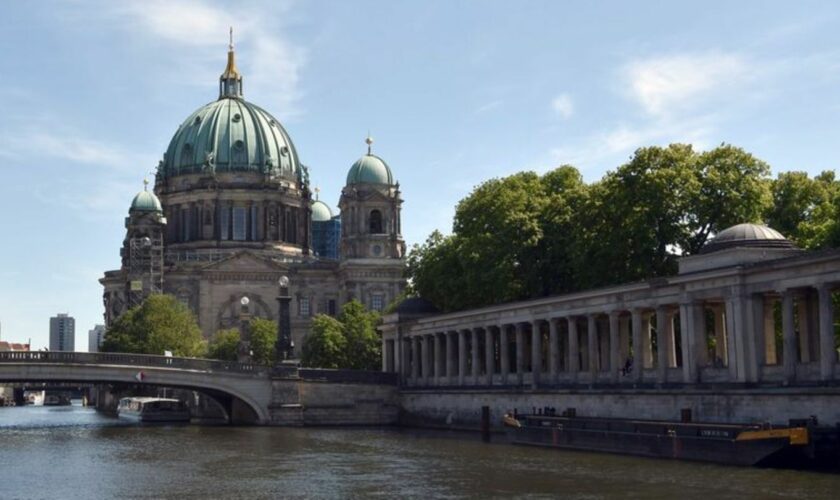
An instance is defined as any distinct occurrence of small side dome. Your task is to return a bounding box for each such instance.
[701,223,796,254]
[346,154,394,186]
[130,190,163,213]
[311,199,334,222]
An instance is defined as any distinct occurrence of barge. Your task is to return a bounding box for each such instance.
[504,409,840,468]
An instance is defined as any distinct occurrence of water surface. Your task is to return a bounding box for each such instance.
[1,404,838,499]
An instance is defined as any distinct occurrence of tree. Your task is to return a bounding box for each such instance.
[207,328,240,361]
[300,300,382,370]
[765,170,839,249]
[249,318,277,366]
[339,300,381,370]
[302,315,346,369]
[101,294,206,357]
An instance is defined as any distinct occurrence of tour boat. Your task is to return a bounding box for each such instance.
[43,394,72,406]
[504,410,840,468]
[117,397,191,423]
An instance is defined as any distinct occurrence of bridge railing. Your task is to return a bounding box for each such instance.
[0,351,265,375]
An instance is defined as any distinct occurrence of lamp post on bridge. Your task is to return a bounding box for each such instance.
[275,275,293,363]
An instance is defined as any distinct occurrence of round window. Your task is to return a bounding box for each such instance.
[233,140,245,150]
[232,113,242,123]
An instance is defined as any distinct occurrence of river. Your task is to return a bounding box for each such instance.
[1,403,839,499]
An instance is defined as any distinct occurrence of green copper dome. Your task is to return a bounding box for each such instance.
[130,189,163,213]
[346,154,394,186]
[311,199,334,222]
[160,98,302,181]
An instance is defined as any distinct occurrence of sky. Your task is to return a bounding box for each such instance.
[1,0,839,349]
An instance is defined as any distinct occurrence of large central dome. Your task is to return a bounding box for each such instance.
[158,39,302,183]
[161,98,301,180]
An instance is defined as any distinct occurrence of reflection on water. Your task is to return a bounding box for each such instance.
[1,404,839,499]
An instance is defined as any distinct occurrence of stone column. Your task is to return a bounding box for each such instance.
[818,285,836,381]
[608,312,620,383]
[471,328,481,383]
[411,336,420,383]
[678,302,701,384]
[434,333,443,382]
[797,294,812,363]
[763,297,777,365]
[420,335,430,384]
[712,305,727,366]
[485,327,495,385]
[531,320,542,388]
[458,330,467,386]
[782,290,796,383]
[500,325,510,385]
[656,306,671,383]
[381,337,388,372]
[549,319,559,384]
[568,317,579,382]
[446,332,456,385]
[642,313,653,369]
[631,309,644,383]
[619,316,631,368]
[587,314,598,377]
[515,323,525,386]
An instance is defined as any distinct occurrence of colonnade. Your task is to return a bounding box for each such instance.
[381,283,838,387]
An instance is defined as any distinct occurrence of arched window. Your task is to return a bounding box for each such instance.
[369,209,383,234]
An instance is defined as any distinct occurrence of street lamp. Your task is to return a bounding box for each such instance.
[238,296,251,362]
[275,275,292,362]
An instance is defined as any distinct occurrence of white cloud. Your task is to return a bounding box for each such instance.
[104,0,306,116]
[551,93,574,119]
[625,52,751,117]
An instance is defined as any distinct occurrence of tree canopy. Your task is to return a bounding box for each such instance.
[206,328,240,361]
[407,143,840,313]
[249,318,277,366]
[101,294,206,357]
[301,300,381,370]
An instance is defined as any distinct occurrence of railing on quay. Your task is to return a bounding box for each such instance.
[298,368,399,385]
[0,351,265,375]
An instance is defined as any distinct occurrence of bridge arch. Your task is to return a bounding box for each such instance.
[0,352,272,424]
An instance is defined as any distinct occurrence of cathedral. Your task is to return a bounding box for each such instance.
[100,38,406,351]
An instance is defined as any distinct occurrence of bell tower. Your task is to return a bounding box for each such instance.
[121,180,167,308]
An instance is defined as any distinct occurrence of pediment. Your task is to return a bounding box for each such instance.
[200,251,284,273]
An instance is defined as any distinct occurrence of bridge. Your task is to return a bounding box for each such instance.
[0,351,273,424]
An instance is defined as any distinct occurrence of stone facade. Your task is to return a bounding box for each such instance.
[100,45,406,351]
[381,224,840,393]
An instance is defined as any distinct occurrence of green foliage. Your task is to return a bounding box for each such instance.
[101,294,206,357]
[405,143,831,312]
[301,300,381,370]
[249,318,277,366]
[207,328,240,361]
[302,315,346,369]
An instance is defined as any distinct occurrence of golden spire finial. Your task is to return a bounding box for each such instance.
[220,27,242,98]
[229,26,234,51]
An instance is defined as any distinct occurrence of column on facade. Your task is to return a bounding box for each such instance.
[763,296,778,365]
[655,306,672,383]
[631,309,644,383]
[446,331,457,385]
[411,336,421,383]
[782,289,797,383]
[587,314,598,378]
[381,338,388,372]
[712,304,727,367]
[609,311,620,383]
[433,332,444,383]
[515,323,525,385]
[549,318,560,384]
[419,335,430,384]
[531,319,542,388]
[458,329,467,385]
[485,326,495,386]
[500,324,510,385]
[401,337,411,382]
[471,327,481,383]
[642,312,653,370]
[618,315,631,373]
[818,284,836,380]
[567,317,579,382]
[796,293,812,363]
[679,301,702,384]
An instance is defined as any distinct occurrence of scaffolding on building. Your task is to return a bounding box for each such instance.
[127,232,164,308]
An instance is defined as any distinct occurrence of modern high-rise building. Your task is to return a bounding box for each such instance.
[88,324,105,353]
[49,314,75,352]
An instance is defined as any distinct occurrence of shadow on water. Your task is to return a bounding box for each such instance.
[2,405,840,499]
